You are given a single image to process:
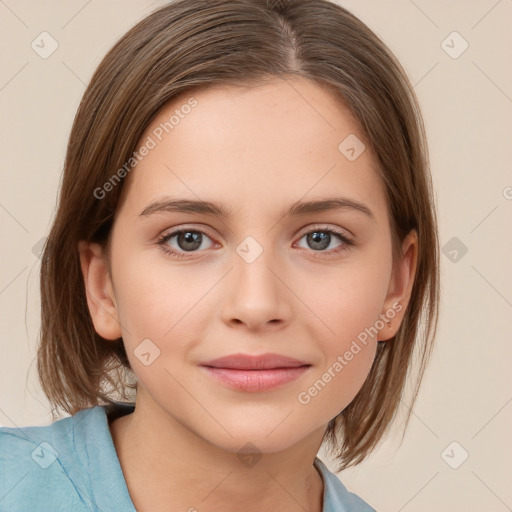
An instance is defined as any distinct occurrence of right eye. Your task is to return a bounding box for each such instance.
[157,228,217,258]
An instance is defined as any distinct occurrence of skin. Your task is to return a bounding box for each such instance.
[78,77,417,512]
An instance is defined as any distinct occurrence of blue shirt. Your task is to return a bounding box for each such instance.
[0,403,375,511]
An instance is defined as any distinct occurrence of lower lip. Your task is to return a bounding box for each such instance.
[200,366,311,392]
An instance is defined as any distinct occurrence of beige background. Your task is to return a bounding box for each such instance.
[1,1,511,511]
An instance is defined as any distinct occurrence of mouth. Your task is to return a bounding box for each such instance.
[199,353,312,392]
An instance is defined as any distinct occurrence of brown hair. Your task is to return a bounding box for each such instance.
[37,0,440,471]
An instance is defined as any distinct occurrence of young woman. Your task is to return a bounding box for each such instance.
[0,1,439,510]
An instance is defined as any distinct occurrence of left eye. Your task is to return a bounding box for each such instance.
[295,228,352,253]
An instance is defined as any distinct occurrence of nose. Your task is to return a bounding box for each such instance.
[221,242,293,332]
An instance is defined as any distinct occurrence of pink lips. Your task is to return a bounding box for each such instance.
[200,353,311,392]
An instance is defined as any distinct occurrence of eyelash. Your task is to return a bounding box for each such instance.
[157,224,354,260]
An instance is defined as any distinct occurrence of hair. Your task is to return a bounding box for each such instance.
[37,0,440,471]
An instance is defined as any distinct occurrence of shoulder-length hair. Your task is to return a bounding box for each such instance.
[37,0,440,471]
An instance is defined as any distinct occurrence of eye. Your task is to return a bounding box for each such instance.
[294,225,354,257]
[157,224,354,260]
[157,228,216,259]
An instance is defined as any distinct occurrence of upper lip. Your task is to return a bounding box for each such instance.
[200,353,311,370]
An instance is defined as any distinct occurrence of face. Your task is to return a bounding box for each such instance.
[80,77,416,454]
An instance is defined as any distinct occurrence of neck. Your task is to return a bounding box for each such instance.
[108,392,326,512]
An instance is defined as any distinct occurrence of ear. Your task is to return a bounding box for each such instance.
[378,229,418,341]
[78,241,122,340]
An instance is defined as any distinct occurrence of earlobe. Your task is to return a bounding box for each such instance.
[378,229,418,342]
[78,241,122,340]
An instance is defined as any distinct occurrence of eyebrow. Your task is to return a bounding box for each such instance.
[138,197,375,220]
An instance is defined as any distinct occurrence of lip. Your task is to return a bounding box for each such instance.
[200,352,310,370]
[199,353,312,392]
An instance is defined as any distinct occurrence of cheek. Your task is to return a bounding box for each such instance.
[298,256,391,342]
[292,261,387,417]
[112,259,203,401]
[296,318,377,424]
[113,250,211,337]
[296,345,376,427]
[111,251,222,391]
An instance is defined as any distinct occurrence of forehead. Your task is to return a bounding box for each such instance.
[119,78,388,222]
